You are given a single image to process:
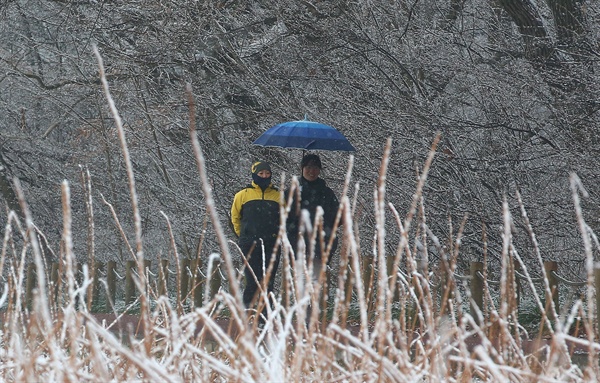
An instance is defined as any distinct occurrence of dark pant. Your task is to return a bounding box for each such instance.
[240,238,280,307]
[288,230,338,265]
[287,231,337,327]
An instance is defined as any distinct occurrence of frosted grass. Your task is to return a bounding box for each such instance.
[0,143,597,382]
[0,53,597,382]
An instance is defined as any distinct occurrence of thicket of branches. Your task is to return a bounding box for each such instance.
[0,100,597,381]
[0,0,598,276]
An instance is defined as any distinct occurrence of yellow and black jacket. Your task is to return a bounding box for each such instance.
[231,182,280,242]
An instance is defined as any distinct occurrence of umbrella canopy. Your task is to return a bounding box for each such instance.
[252,120,356,152]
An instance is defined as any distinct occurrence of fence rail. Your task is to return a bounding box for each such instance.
[17,257,600,334]
[456,261,598,329]
[20,258,222,314]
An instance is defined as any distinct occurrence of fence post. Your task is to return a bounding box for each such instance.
[470,261,484,322]
[595,264,600,337]
[25,263,36,310]
[90,262,104,312]
[208,256,221,301]
[106,261,117,311]
[144,260,152,278]
[361,254,375,313]
[341,255,354,326]
[544,261,559,314]
[438,260,451,315]
[281,257,291,309]
[159,259,169,296]
[503,259,519,318]
[125,260,136,305]
[514,262,521,315]
[76,262,83,309]
[192,258,203,308]
[180,258,190,305]
[322,258,331,328]
[386,256,400,304]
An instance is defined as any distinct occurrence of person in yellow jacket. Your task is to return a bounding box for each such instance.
[231,161,281,308]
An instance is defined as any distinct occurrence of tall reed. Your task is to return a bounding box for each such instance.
[0,52,596,382]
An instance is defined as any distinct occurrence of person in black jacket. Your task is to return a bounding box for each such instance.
[231,161,281,308]
[286,154,340,265]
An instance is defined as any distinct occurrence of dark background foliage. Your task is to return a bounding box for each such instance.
[0,0,598,276]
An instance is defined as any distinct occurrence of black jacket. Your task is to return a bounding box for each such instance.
[286,177,339,249]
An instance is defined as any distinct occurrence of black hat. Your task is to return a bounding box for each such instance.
[301,154,322,169]
[251,161,271,174]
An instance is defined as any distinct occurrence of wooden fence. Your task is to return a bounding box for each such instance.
[364,258,600,331]
[21,257,222,314]
[463,261,596,321]
[449,261,599,332]
[20,258,600,331]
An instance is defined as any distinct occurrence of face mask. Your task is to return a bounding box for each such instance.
[252,173,271,189]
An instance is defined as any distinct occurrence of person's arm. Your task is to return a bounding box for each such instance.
[231,191,243,237]
[284,187,298,227]
[325,188,340,229]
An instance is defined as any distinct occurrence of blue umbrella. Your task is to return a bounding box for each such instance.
[252,120,356,152]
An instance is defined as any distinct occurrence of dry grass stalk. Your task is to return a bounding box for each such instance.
[1,74,600,381]
[94,46,151,355]
[0,146,598,382]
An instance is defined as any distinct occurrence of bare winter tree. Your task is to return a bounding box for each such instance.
[0,0,598,277]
